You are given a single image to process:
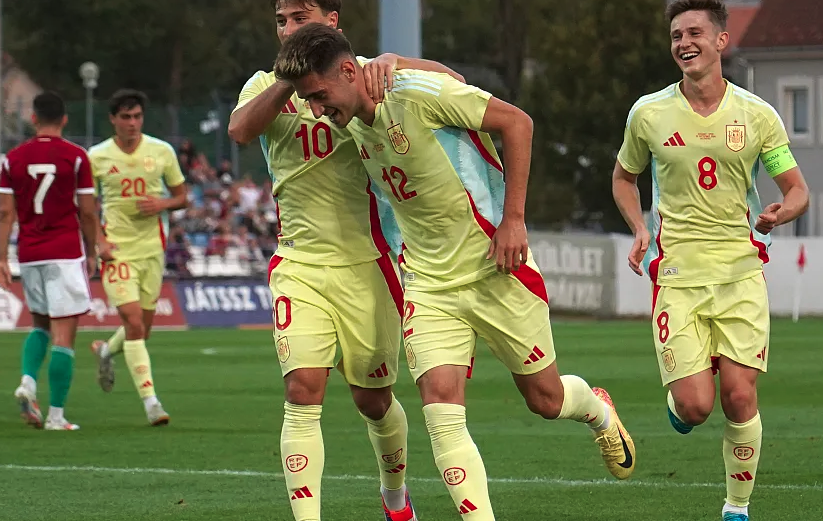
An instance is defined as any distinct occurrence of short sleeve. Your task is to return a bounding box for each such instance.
[234,71,273,113]
[0,156,12,194]
[163,144,186,188]
[75,153,95,194]
[616,104,651,175]
[759,109,790,155]
[390,71,491,131]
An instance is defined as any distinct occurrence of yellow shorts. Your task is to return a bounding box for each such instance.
[403,258,556,382]
[101,255,165,310]
[652,273,770,386]
[269,253,403,389]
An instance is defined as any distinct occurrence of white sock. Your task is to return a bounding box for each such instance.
[381,483,407,512]
[21,374,36,393]
[48,406,64,420]
[723,503,748,515]
[143,395,159,411]
[590,402,612,432]
[99,342,111,359]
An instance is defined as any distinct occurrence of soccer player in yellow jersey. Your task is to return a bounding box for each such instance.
[275,24,637,521]
[88,90,188,426]
[228,2,465,520]
[612,2,810,520]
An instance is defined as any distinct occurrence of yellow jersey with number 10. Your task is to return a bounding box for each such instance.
[618,81,796,288]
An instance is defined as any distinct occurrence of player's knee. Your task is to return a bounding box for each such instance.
[720,385,757,419]
[352,387,392,421]
[678,400,713,426]
[524,394,563,420]
[284,369,327,405]
[123,317,145,340]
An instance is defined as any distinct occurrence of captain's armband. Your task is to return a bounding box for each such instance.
[761,144,797,178]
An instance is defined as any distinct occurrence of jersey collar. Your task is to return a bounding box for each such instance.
[675,79,733,125]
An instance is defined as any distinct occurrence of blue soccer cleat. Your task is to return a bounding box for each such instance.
[667,406,693,434]
[722,512,749,521]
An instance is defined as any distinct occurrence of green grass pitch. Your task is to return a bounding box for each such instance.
[1,319,821,520]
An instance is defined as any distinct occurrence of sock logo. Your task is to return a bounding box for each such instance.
[523,346,546,365]
[458,499,477,514]
[368,362,389,379]
[285,454,308,473]
[136,364,149,375]
[443,467,466,486]
[140,380,153,389]
[730,471,754,482]
[382,448,404,465]
[581,413,598,424]
[733,446,755,461]
[291,486,313,499]
[385,463,406,474]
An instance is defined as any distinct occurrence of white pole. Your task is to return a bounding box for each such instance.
[792,269,802,323]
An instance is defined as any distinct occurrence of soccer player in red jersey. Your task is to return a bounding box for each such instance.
[0,92,100,431]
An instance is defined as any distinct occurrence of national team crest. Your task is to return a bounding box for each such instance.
[726,124,746,152]
[662,348,676,373]
[144,156,157,173]
[405,342,416,369]
[387,123,410,154]
[277,337,290,363]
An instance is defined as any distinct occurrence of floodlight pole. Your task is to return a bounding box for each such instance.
[79,62,99,149]
[379,0,421,58]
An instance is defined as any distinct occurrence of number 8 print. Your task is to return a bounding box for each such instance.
[656,311,670,343]
[698,157,718,190]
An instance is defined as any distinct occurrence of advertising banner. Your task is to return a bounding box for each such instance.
[176,279,273,327]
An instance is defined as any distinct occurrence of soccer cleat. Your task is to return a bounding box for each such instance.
[722,513,749,521]
[90,340,115,393]
[382,490,417,521]
[147,402,170,426]
[14,385,43,429]
[45,416,80,431]
[668,405,693,434]
[592,387,636,480]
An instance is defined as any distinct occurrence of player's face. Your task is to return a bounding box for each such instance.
[275,2,338,42]
[110,106,144,141]
[293,61,360,127]
[670,10,728,78]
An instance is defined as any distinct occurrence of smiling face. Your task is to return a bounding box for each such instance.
[292,57,362,127]
[275,1,338,43]
[670,9,728,80]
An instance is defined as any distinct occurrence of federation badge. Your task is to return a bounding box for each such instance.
[404,342,416,369]
[733,446,755,461]
[726,124,746,152]
[387,123,410,154]
[277,336,290,363]
[144,156,157,173]
[662,348,676,373]
[285,454,309,472]
[381,449,403,465]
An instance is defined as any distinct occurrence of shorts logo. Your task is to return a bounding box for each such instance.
[662,348,676,373]
[285,454,309,472]
[382,449,404,465]
[404,342,416,370]
[388,123,410,154]
[144,156,157,173]
[277,337,291,363]
[726,123,746,152]
[734,446,755,461]
[663,267,678,276]
[443,467,466,486]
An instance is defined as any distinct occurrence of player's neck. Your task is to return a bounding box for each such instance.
[35,127,62,138]
[115,134,143,155]
[680,69,727,116]
[356,93,377,127]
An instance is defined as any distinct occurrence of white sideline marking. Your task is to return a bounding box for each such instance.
[200,348,218,355]
[1,465,820,492]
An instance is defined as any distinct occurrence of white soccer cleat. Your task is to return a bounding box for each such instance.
[147,402,170,426]
[14,385,43,429]
[90,340,115,393]
[45,416,80,431]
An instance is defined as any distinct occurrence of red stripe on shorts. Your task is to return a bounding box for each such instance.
[268,255,284,282]
[376,252,404,316]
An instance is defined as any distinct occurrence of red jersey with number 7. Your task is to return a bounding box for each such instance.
[0,137,95,264]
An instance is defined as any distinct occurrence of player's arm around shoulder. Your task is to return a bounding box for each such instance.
[363,53,465,103]
[228,71,295,145]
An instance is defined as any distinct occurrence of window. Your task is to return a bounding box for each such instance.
[777,77,815,145]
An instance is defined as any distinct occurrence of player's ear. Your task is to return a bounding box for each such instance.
[61,115,69,128]
[340,58,356,83]
[717,29,730,53]
[327,11,339,28]
[30,113,38,127]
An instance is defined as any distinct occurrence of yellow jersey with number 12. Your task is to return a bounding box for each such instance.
[89,135,185,261]
[618,80,796,288]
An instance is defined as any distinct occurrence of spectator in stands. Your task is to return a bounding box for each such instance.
[165,225,192,277]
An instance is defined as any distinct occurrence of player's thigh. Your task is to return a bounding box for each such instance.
[652,284,714,386]
[270,258,337,378]
[136,255,165,311]
[101,259,140,307]
[466,259,556,376]
[42,261,92,319]
[326,254,403,389]
[19,265,48,316]
[403,288,475,383]
[710,274,770,373]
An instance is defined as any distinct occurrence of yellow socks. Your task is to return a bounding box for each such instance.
[123,340,155,399]
[281,402,324,521]
[557,375,609,430]
[724,412,762,509]
[423,403,494,520]
[106,327,126,356]
[360,395,409,510]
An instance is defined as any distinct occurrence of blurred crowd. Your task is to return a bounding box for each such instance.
[166,139,279,277]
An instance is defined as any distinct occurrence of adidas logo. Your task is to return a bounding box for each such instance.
[458,499,478,515]
[523,346,546,365]
[360,144,370,160]
[291,486,313,500]
[663,132,686,147]
[280,100,298,114]
[107,165,120,175]
[730,471,754,482]
[756,346,766,361]
[368,362,389,379]
[385,463,406,474]
[140,380,153,389]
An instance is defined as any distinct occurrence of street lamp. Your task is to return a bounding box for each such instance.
[79,61,99,149]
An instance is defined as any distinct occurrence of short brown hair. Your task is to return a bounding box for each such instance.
[274,23,355,82]
[109,89,148,116]
[666,0,728,29]
[271,0,341,15]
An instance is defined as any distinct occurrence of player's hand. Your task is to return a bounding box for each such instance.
[137,195,167,216]
[755,202,782,235]
[628,228,650,276]
[364,53,398,104]
[487,218,528,274]
[86,257,97,278]
[97,239,117,262]
[0,261,12,290]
